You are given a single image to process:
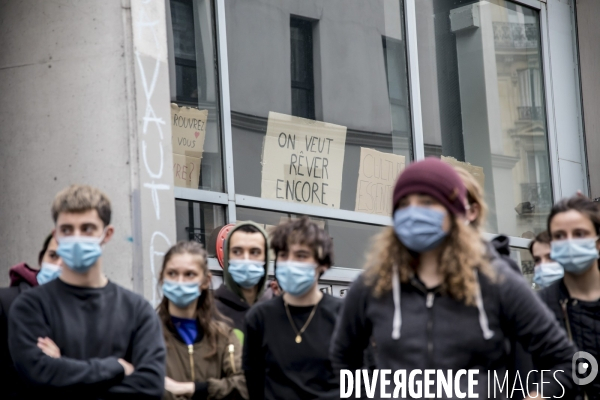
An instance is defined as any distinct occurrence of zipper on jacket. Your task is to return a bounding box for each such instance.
[188,344,195,382]
[560,299,574,342]
[426,292,435,369]
[229,344,237,373]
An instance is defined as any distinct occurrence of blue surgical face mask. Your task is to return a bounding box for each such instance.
[56,231,106,273]
[228,259,265,289]
[162,280,201,308]
[36,262,62,285]
[533,262,564,288]
[551,238,599,275]
[393,206,448,253]
[275,261,316,297]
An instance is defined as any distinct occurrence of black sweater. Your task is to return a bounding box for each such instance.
[215,284,251,333]
[243,294,341,400]
[8,279,166,399]
[331,261,577,399]
[0,281,33,399]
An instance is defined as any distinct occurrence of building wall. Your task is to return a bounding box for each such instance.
[576,0,600,198]
[0,0,178,300]
[0,0,592,296]
[0,1,134,287]
[546,0,588,200]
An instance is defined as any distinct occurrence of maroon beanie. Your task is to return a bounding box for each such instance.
[392,157,467,216]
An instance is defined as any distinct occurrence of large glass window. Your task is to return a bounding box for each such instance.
[510,247,535,289]
[175,200,226,257]
[236,207,382,270]
[167,0,224,192]
[416,0,552,238]
[226,1,413,216]
[291,17,316,120]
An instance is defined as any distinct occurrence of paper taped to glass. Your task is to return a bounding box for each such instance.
[171,103,208,188]
[261,112,347,209]
[355,148,405,216]
[441,156,485,190]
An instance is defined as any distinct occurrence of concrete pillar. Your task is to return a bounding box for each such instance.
[0,0,177,302]
[576,0,600,198]
[450,1,503,233]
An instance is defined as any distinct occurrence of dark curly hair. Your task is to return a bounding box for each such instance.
[270,216,334,269]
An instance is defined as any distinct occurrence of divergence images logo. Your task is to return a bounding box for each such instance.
[572,351,598,386]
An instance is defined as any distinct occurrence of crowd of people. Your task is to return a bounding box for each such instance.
[0,157,599,399]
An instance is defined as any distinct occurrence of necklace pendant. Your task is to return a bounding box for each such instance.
[295,335,302,343]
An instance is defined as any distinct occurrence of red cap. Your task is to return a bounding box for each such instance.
[392,157,467,216]
[215,224,235,269]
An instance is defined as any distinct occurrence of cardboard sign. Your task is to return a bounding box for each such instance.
[172,154,201,189]
[171,103,207,188]
[261,112,347,208]
[355,148,405,215]
[441,156,485,190]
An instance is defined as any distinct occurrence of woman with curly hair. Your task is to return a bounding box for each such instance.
[330,157,576,399]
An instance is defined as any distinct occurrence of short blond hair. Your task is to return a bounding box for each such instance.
[454,167,488,230]
[51,185,111,227]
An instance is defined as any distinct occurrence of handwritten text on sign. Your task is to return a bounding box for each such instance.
[171,103,207,188]
[261,112,346,208]
[355,148,405,215]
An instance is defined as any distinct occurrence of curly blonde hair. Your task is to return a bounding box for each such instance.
[364,217,493,306]
[453,167,488,232]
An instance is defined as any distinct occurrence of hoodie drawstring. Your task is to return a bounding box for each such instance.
[391,266,492,341]
[392,264,401,340]
[474,270,494,340]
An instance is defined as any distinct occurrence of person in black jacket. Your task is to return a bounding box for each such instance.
[243,216,341,400]
[454,165,537,398]
[529,231,563,289]
[331,158,577,399]
[539,195,600,399]
[213,221,270,346]
[0,233,63,399]
[8,184,165,399]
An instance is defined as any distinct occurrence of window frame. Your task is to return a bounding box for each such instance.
[171,0,575,283]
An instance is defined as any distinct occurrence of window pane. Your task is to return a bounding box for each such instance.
[509,247,536,290]
[169,0,224,192]
[227,1,413,215]
[416,0,552,238]
[175,200,226,257]
[236,207,381,270]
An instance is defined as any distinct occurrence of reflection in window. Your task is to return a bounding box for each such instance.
[175,200,226,257]
[291,17,315,120]
[517,68,543,120]
[168,0,224,192]
[171,0,205,102]
[510,247,536,290]
[417,0,552,238]
[236,207,382,270]
[383,36,412,155]
[226,0,413,212]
